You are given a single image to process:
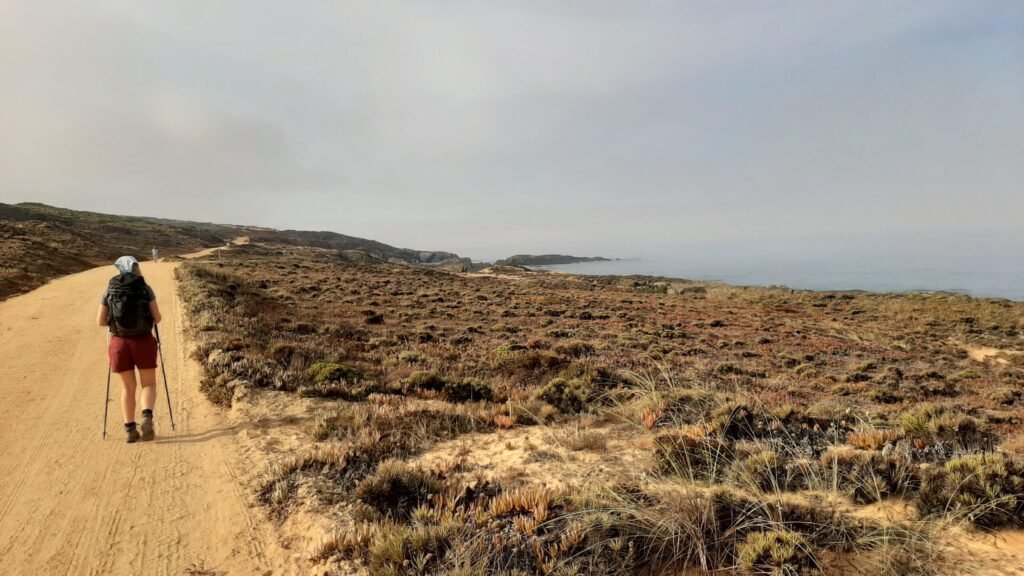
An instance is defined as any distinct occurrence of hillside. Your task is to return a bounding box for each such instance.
[0,203,237,299]
[252,229,462,265]
[495,254,611,266]
[0,203,464,299]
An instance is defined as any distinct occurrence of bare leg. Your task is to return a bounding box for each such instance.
[138,368,157,411]
[117,370,138,423]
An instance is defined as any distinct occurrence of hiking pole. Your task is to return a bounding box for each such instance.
[154,324,176,431]
[103,333,111,440]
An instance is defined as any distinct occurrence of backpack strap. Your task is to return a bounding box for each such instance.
[105,289,114,328]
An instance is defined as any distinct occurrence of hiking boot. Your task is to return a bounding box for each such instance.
[126,424,141,444]
[140,413,155,442]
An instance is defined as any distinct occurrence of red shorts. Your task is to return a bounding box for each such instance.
[109,334,158,373]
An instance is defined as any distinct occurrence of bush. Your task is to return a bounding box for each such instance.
[538,377,590,413]
[553,340,596,358]
[648,388,717,426]
[442,378,494,403]
[267,342,305,366]
[987,386,1020,405]
[526,338,551,350]
[308,362,363,383]
[898,405,993,450]
[290,321,316,335]
[493,343,527,358]
[728,450,788,492]
[354,461,441,520]
[917,453,1024,528]
[297,380,389,401]
[368,524,455,574]
[405,371,447,391]
[493,351,568,380]
[846,427,904,451]
[655,432,734,481]
[312,404,490,450]
[867,388,903,404]
[398,350,426,365]
[510,399,560,425]
[715,362,767,379]
[737,530,817,575]
[820,447,919,504]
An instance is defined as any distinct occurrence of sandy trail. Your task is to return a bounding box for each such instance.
[0,248,277,575]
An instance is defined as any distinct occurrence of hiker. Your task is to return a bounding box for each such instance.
[96,256,162,443]
[151,247,159,262]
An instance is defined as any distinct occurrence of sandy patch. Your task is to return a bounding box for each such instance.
[463,271,528,281]
[963,344,1021,365]
[951,528,1024,576]
[409,422,653,490]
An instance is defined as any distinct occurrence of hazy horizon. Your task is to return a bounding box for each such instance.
[2,1,1022,263]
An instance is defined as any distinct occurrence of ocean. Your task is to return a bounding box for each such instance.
[531,253,1024,302]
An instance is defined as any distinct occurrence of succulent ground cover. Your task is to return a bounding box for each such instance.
[178,242,1024,575]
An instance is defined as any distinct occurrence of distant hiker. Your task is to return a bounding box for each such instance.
[151,247,159,262]
[97,256,162,443]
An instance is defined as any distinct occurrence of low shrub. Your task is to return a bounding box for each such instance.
[846,427,905,451]
[737,530,817,575]
[655,432,734,481]
[917,453,1024,528]
[728,450,789,492]
[441,377,494,403]
[297,380,391,400]
[553,340,596,358]
[820,447,919,504]
[267,341,312,367]
[493,351,568,381]
[405,371,447,391]
[538,377,590,413]
[898,405,994,451]
[368,524,455,574]
[398,350,427,365]
[715,362,767,379]
[308,362,363,383]
[987,386,1020,406]
[353,460,441,520]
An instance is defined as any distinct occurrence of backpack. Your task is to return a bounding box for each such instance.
[106,273,153,338]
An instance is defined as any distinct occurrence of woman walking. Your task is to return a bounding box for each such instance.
[97,256,162,443]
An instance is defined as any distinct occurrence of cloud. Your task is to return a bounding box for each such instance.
[1,1,1022,258]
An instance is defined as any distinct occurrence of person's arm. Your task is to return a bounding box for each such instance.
[149,299,162,324]
[97,291,109,326]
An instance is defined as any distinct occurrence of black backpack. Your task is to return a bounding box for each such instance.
[106,273,154,337]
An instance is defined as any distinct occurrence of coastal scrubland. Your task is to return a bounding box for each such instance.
[0,202,235,298]
[178,241,1024,576]
[0,203,466,300]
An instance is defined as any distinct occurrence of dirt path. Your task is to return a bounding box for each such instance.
[0,251,279,575]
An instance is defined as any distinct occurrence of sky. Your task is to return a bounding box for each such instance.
[1,1,1022,261]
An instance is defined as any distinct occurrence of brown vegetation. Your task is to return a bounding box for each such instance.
[177,241,1024,575]
[0,202,234,299]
